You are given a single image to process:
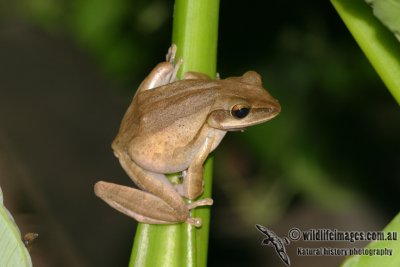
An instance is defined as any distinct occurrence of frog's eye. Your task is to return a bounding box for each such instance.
[231,105,250,119]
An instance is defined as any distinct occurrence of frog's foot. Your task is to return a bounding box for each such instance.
[185,198,213,227]
[186,217,202,227]
[166,44,177,64]
[172,184,214,226]
[166,43,182,82]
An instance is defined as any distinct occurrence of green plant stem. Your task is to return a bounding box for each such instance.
[331,0,400,105]
[128,1,219,266]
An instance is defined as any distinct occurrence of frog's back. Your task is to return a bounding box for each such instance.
[113,79,220,173]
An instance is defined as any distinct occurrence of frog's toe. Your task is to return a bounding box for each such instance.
[166,44,177,63]
[186,217,202,227]
[187,198,214,210]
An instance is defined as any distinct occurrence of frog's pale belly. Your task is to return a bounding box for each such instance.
[129,124,226,174]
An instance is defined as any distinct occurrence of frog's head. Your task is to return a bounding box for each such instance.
[207,71,281,131]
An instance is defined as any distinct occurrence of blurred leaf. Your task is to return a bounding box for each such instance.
[0,186,33,267]
[70,0,127,48]
[243,119,360,211]
[341,212,400,267]
[331,0,400,104]
[285,155,359,210]
[137,1,169,33]
[20,0,63,32]
[365,0,400,41]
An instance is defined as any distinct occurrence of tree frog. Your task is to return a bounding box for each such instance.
[94,44,281,227]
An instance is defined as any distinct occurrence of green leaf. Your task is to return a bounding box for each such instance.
[341,212,400,267]
[331,0,400,105]
[0,186,33,267]
[365,0,400,41]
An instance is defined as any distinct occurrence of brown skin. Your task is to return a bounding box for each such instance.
[94,45,281,227]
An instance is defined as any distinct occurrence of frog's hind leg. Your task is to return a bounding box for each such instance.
[95,181,183,224]
[112,150,213,227]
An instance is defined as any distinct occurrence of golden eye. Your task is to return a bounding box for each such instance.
[231,105,250,119]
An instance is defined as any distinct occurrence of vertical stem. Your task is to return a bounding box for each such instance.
[172,0,219,78]
[172,1,219,266]
[128,1,219,267]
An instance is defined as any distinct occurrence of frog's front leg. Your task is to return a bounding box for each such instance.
[95,151,212,227]
[179,134,217,200]
[138,44,182,91]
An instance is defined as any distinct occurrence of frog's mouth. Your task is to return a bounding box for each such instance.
[227,128,247,132]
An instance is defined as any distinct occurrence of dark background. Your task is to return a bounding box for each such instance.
[0,0,399,266]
